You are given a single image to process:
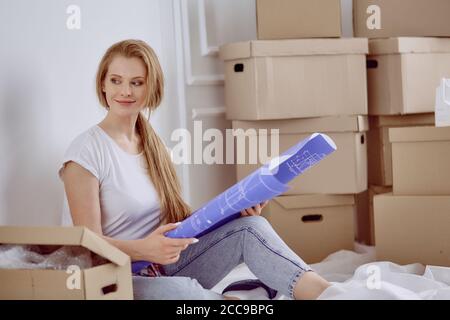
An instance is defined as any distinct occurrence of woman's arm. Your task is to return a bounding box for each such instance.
[61,161,196,263]
[62,161,144,260]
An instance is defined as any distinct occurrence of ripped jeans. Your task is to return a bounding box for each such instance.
[132,215,313,300]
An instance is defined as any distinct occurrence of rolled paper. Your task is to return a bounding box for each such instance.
[132,133,337,272]
[166,133,337,238]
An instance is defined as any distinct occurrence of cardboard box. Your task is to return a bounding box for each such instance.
[353,0,450,39]
[355,186,392,246]
[374,193,450,267]
[219,38,368,120]
[367,114,435,186]
[367,38,450,115]
[263,194,355,264]
[354,190,370,245]
[0,226,133,300]
[390,126,450,196]
[233,116,368,194]
[256,0,342,40]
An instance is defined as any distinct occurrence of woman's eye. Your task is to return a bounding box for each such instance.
[132,81,143,86]
[111,79,120,84]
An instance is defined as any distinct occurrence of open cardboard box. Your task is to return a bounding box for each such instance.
[0,226,133,300]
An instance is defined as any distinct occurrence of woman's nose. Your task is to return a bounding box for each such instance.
[120,83,132,97]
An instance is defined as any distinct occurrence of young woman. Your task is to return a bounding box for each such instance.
[59,39,331,300]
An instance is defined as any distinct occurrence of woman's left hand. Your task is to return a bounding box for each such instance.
[240,201,269,217]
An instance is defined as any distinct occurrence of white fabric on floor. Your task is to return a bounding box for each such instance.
[212,243,450,300]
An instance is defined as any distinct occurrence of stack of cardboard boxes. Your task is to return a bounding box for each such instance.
[0,226,133,299]
[353,0,450,267]
[220,0,450,266]
[220,0,368,263]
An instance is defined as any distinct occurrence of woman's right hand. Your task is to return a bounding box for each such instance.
[136,222,198,265]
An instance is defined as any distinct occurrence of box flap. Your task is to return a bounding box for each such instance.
[219,42,251,61]
[0,226,129,267]
[220,38,368,61]
[272,194,355,210]
[369,185,393,196]
[80,228,129,267]
[0,226,84,245]
[370,113,435,128]
[389,126,450,143]
[232,116,368,135]
[369,37,450,55]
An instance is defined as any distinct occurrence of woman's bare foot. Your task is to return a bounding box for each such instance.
[293,271,331,300]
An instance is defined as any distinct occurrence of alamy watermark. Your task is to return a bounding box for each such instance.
[366,265,382,290]
[366,5,381,30]
[66,265,81,290]
[66,5,81,30]
[169,121,280,166]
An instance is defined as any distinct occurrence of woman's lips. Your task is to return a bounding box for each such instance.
[115,99,136,106]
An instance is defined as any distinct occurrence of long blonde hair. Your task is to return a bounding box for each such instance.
[96,39,191,224]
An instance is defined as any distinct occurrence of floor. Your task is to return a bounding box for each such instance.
[212,243,450,300]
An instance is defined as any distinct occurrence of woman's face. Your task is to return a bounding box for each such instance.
[102,55,148,116]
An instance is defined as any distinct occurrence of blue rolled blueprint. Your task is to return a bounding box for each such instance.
[165,132,337,239]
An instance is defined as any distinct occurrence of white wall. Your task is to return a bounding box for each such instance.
[0,0,355,225]
[0,0,183,225]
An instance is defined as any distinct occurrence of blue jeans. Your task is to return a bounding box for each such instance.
[132,216,313,300]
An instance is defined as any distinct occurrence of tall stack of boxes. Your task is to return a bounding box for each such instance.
[374,126,450,267]
[219,0,450,265]
[219,0,368,263]
[353,0,450,266]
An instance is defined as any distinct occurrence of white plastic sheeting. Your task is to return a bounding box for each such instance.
[213,243,450,300]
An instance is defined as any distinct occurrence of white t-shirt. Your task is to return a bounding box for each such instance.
[59,125,162,240]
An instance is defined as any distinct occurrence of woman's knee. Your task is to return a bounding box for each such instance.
[239,215,272,233]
